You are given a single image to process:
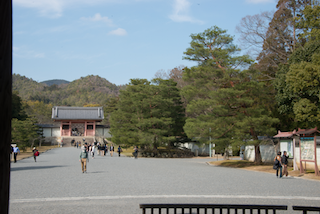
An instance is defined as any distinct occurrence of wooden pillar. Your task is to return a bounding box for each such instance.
[314,133,319,176]
[69,121,71,136]
[299,136,303,173]
[93,121,96,137]
[293,136,298,171]
[85,121,87,136]
[0,0,12,212]
[60,121,62,136]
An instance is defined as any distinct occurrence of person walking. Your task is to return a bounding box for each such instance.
[13,145,20,163]
[32,147,39,162]
[91,144,95,159]
[282,151,289,177]
[110,144,114,157]
[133,146,138,159]
[274,152,282,178]
[104,144,107,156]
[79,147,89,173]
[10,145,13,161]
[117,145,122,157]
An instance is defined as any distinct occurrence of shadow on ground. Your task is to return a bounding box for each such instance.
[11,165,65,171]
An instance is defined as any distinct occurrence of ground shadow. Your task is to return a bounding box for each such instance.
[88,171,104,174]
[10,165,65,171]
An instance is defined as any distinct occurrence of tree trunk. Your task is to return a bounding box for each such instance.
[0,0,12,213]
[31,139,35,149]
[223,148,229,160]
[254,145,262,164]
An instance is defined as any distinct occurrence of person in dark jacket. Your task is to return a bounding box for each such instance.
[274,152,282,178]
[104,144,108,156]
[133,146,138,159]
[281,151,289,177]
[117,146,122,157]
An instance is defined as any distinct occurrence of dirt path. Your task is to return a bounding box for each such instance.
[208,160,320,181]
[11,146,60,162]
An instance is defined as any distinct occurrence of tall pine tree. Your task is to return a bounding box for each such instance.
[182,26,278,163]
[109,79,186,148]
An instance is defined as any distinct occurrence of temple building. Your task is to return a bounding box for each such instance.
[38,106,110,146]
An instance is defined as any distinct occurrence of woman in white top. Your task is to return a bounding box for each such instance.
[91,145,95,159]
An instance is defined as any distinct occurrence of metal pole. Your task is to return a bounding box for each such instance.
[209,128,211,158]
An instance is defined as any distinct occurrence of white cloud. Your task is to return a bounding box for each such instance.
[13,46,45,59]
[13,0,117,18]
[13,0,64,18]
[245,0,274,3]
[169,0,203,24]
[81,13,113,26]
[108,28,127,36]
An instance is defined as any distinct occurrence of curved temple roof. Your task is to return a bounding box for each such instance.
[52,106,104,121]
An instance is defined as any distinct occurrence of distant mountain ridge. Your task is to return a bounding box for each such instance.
[12,74,124,106]
[41,79,70,86]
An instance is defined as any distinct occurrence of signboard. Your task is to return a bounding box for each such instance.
[300,137,315,161]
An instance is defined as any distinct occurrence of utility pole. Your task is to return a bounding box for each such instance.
[0,0,12,213]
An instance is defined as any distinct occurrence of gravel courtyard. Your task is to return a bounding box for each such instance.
[9,147,320,214]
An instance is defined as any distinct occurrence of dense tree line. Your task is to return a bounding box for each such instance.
[108,0,320,163]
[11,92,42,151]
[13,74,122,107]
[109,79,188,148]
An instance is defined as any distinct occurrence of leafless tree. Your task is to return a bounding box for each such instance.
[153,66,186,88]
[236,0,311,80]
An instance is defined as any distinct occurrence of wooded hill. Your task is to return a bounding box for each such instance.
[12,74,122,106]
[41,79,70,86]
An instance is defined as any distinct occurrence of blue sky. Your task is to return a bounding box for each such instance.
[13,0,278,85]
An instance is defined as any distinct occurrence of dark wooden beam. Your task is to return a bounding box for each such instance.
[0,0,12,213]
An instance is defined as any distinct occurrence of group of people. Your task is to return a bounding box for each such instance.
[78,142,124,173]
[274,151,289,178]
[78,143,138,173]
[11,145,39,163]
[76,142,117,157]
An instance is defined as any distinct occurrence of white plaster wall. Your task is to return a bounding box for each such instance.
[244,145,255,161]
[260,145,277,163]
[181,143,210,155]
[52,128,60,137]
[95,128,112,138]
[104,128,112,138]
[43,128,52,137]
[95,128,103,137]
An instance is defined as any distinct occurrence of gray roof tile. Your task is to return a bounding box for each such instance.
[52,106,104,120]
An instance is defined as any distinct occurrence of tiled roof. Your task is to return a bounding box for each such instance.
[296,127,319,135]
[52,106,104,121]
[273,130,295,138]
[36,124,60,128]
[274,127,320,138]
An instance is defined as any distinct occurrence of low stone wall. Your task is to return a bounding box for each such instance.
[43,137,61,146]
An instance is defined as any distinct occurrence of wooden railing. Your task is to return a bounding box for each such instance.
[140,204,288,214]
[293,206,320,214]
